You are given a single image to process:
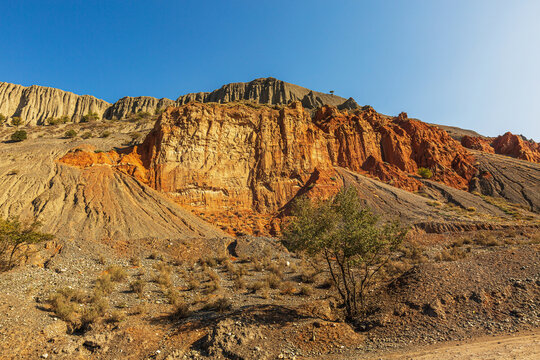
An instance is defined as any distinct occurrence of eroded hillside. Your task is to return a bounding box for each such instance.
[55,101,540,235]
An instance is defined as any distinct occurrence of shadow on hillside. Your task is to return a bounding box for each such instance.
[150,303,312,331]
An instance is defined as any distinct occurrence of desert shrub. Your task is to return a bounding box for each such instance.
[298,284,313,296]
[64,129,77,139]
[233,276,246,290]
[48,289,83,324]
[299,269,318,284]
[251,259,264,272]
[417,167,433,179]
[81,131,93,139]
[202,297,231,313]
[46,117,59,125]
[130,279,145,297]
[49,286,108,332]
[205,268,220,282]
[47,116,70,125]
[130,256,141,267]
[279,282,296,295]
[170,301,190,320]
[109,310,126,323]
[317,277,334,289]
[94,273,114,295]
[0,113,5,124]
[10,130,27,142]
[207,279,221,293]
[100,131,111,138]
[11,117,22,126]
[165,288,182,306]
[265,274,282,289]
[0,218,53,269]
[267,262,284,278]
[106,265,127,282]
[81,112,100,123]
[199,256,218,268]
[186,277,200,291]
[475,233,500,247]
[153,263,172,286]
[282,186,407,320]
[131,303,147,315]
[248,280,268,293]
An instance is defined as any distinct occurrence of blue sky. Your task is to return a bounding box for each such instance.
[1,1,539,140]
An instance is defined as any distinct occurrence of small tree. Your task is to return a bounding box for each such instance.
[10,130,27,142]
[417,167,433,179]
[0,218,53,270]
[11,117,22,127]
[64,129,77,138]
[282,187,407,320]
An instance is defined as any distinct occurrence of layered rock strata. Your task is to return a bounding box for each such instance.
[0,82,110,125]
[1,78,355,126]
[60,102,479,235]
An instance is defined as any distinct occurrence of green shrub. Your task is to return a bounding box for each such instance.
[81,112,100,122]
[100,131,111,138]
[11,117,22,126]
[417,167,433,179]
[0,218,53,269]
[64,129,77,139]
[81,132,93,139]
[0,113,6,124]
[10,130,27,142]
[282,186,407,320]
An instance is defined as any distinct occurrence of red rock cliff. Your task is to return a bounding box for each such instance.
[60,102,478,234]
[461,132,540,164]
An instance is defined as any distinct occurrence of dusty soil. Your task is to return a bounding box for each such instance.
[0,228,538,359]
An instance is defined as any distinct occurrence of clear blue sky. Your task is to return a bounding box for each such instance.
[1,1,539,140]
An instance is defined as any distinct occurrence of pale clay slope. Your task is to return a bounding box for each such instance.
[0,134,225,241]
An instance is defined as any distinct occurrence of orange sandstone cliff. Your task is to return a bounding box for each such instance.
[60,102,479,234]
[461,132,540,163]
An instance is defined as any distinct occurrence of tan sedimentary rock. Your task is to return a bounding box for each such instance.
[104,96,175,120]
[0,81,110,125]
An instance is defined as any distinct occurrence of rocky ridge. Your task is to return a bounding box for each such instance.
[0,78,352,126]
[461,132,540,163]
[0,82,110,126]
